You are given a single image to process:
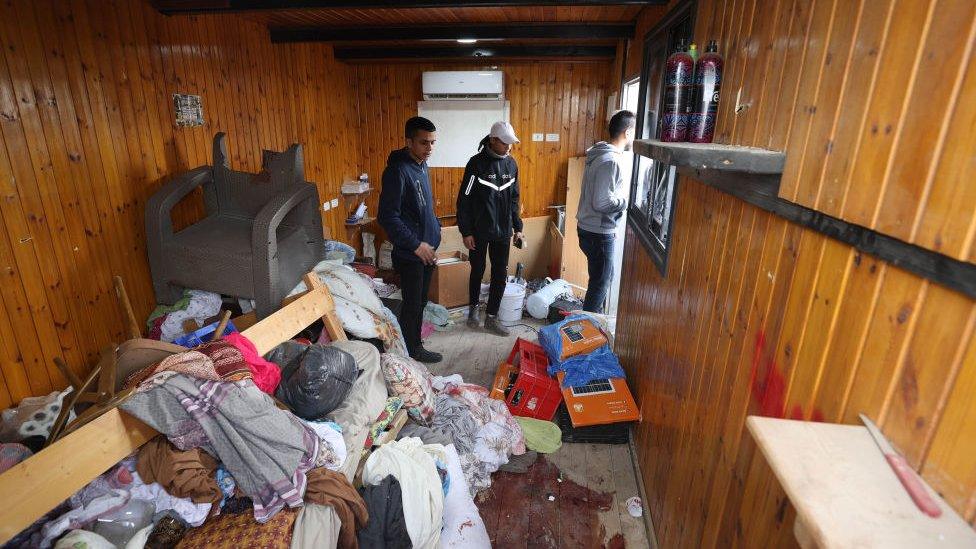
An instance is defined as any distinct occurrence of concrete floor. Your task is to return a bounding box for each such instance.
[423,316,651,548]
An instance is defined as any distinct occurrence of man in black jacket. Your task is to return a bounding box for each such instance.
[456,121,523,336]
[378,116,442,363]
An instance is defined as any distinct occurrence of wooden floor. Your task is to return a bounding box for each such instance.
[425,317,652,549]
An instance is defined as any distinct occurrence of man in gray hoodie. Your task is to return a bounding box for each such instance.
[576,110,636,313]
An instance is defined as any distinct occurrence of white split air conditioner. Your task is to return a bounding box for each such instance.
[422,71,504,100]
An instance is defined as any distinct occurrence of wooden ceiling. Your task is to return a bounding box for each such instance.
[151,1,660,60]
[255,6,644,27]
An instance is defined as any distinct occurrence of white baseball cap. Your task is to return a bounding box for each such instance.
[489,121,520,145]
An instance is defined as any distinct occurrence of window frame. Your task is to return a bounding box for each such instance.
[628,0,697,276]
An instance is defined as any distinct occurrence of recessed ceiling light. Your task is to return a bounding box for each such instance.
[457,38,478,44]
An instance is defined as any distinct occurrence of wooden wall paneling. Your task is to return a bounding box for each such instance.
[913,52,976,261]
[699,209,777,548]
[839,270,926,422]
[920,335,976,518]
[744,0,796,148]
[763,0,813,151]
[809,251,883,421]
[0,14,84,390]
[873,1,976,243]
[60,0,148,326]
[882,288,976,466]
[814,0,892,217]
[779,0,860,204]
[728,0,782,145]
[713,0,754,144]
[839,0,933,227]
[681,198,755,544]
[16,1,115,368]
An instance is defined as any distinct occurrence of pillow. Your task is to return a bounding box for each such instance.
[380,354,435,425]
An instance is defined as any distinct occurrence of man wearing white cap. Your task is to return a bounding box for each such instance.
[456,121,524,336]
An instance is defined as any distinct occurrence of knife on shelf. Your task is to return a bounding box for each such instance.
[859,413,942,518]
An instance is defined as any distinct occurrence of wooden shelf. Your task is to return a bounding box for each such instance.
[633,139,785,174]
[341,187,373,197]
[747,416,976,549]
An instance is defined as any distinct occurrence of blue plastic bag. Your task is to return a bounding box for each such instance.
[538,314,625,387]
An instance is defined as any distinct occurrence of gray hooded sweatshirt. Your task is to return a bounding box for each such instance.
[576,141,627,234]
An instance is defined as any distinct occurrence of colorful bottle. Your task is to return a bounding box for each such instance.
[660,39,695,142]
[688,40,723,143]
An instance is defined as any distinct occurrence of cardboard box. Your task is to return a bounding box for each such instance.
[429,251,470,308]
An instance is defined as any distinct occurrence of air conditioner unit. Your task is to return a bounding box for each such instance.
[422,71,504,100]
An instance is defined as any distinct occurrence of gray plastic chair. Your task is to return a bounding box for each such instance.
[146,133,324,319]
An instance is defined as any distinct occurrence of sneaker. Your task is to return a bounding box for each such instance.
[411,346,443,364]
[484,314,510,336]
[466,306,481,329]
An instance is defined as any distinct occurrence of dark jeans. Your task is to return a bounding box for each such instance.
[393,256,434,355]
[578,229,615,314]
[468,237,511,315]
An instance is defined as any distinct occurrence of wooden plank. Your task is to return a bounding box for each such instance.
[747,416,976,548]
[0,408,157,545]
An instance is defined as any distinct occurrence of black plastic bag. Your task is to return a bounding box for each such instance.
[267,342,358,420]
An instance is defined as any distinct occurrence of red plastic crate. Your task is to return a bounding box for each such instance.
[493,338,562,421]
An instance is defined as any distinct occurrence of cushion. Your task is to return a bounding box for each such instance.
[380,354,435,425]
[176,508,298,549]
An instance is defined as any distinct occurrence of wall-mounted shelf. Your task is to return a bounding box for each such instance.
[747,416,976,548]
[634,139,786,175]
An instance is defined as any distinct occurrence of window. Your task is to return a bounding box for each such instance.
[621,77,641,114]
[628,1,695,275]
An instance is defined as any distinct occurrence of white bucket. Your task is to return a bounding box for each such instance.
[497,282,527,324]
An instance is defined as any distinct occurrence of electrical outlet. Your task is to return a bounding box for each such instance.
[545,133,560,142]
[323,202,331,211]
[532,133,544,142]
[330,198,339,208]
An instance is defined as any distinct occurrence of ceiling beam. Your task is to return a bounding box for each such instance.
[333,44,617,60]
[271,24,634,43]
[153,0,664,14]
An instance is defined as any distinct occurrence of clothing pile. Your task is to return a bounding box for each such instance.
[145,290,222,342]
[2,250,539,549]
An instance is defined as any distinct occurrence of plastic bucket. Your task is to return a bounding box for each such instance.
[497,282,527,324]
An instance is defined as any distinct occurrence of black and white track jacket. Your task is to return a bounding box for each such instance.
[455,149,523,241]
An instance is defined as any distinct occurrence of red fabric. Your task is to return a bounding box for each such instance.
[223,332,282,394]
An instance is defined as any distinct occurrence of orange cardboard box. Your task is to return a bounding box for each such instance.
[429,251,470,308]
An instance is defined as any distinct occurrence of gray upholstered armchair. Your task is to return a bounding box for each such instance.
[146,133,324,319]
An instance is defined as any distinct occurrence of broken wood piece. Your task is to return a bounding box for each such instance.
[94,345,118,405]
[212,310,232,340]
[52,357,84,391]
[46,363,102,446]
[302,272,347,342]
[353,409,409,488]
[113,275,142,340]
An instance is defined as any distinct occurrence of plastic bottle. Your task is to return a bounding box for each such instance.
[688,40,724,143]
[660,39,695,142]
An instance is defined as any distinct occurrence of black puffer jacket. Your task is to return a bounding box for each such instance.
[456,148,523,241]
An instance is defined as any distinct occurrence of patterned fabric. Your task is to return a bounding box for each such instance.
[176,508,298,549]
[124,341,251,391]
[121,375,318,523]
[380,354,435,425]
[431,375,526,495]
[363,397,404,448]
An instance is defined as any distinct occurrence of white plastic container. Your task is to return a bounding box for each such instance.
[497,282,527,324]
[526,278,571,319]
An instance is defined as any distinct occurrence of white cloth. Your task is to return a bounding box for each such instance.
[159,290,222,342]
[291,503,342,549]
[125,524,153,549]
[127,470,211,527]
[362,438,446,549]
[42,489,129,548]
[303,420,348,471]
[439,444,491,548]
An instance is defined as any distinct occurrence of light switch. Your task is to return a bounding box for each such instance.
[545,133,560,142]
[323,202,331,211]
[532,133,544,142]
[330,198,339,208]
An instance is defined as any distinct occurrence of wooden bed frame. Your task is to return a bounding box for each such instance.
[0,273,347,544]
